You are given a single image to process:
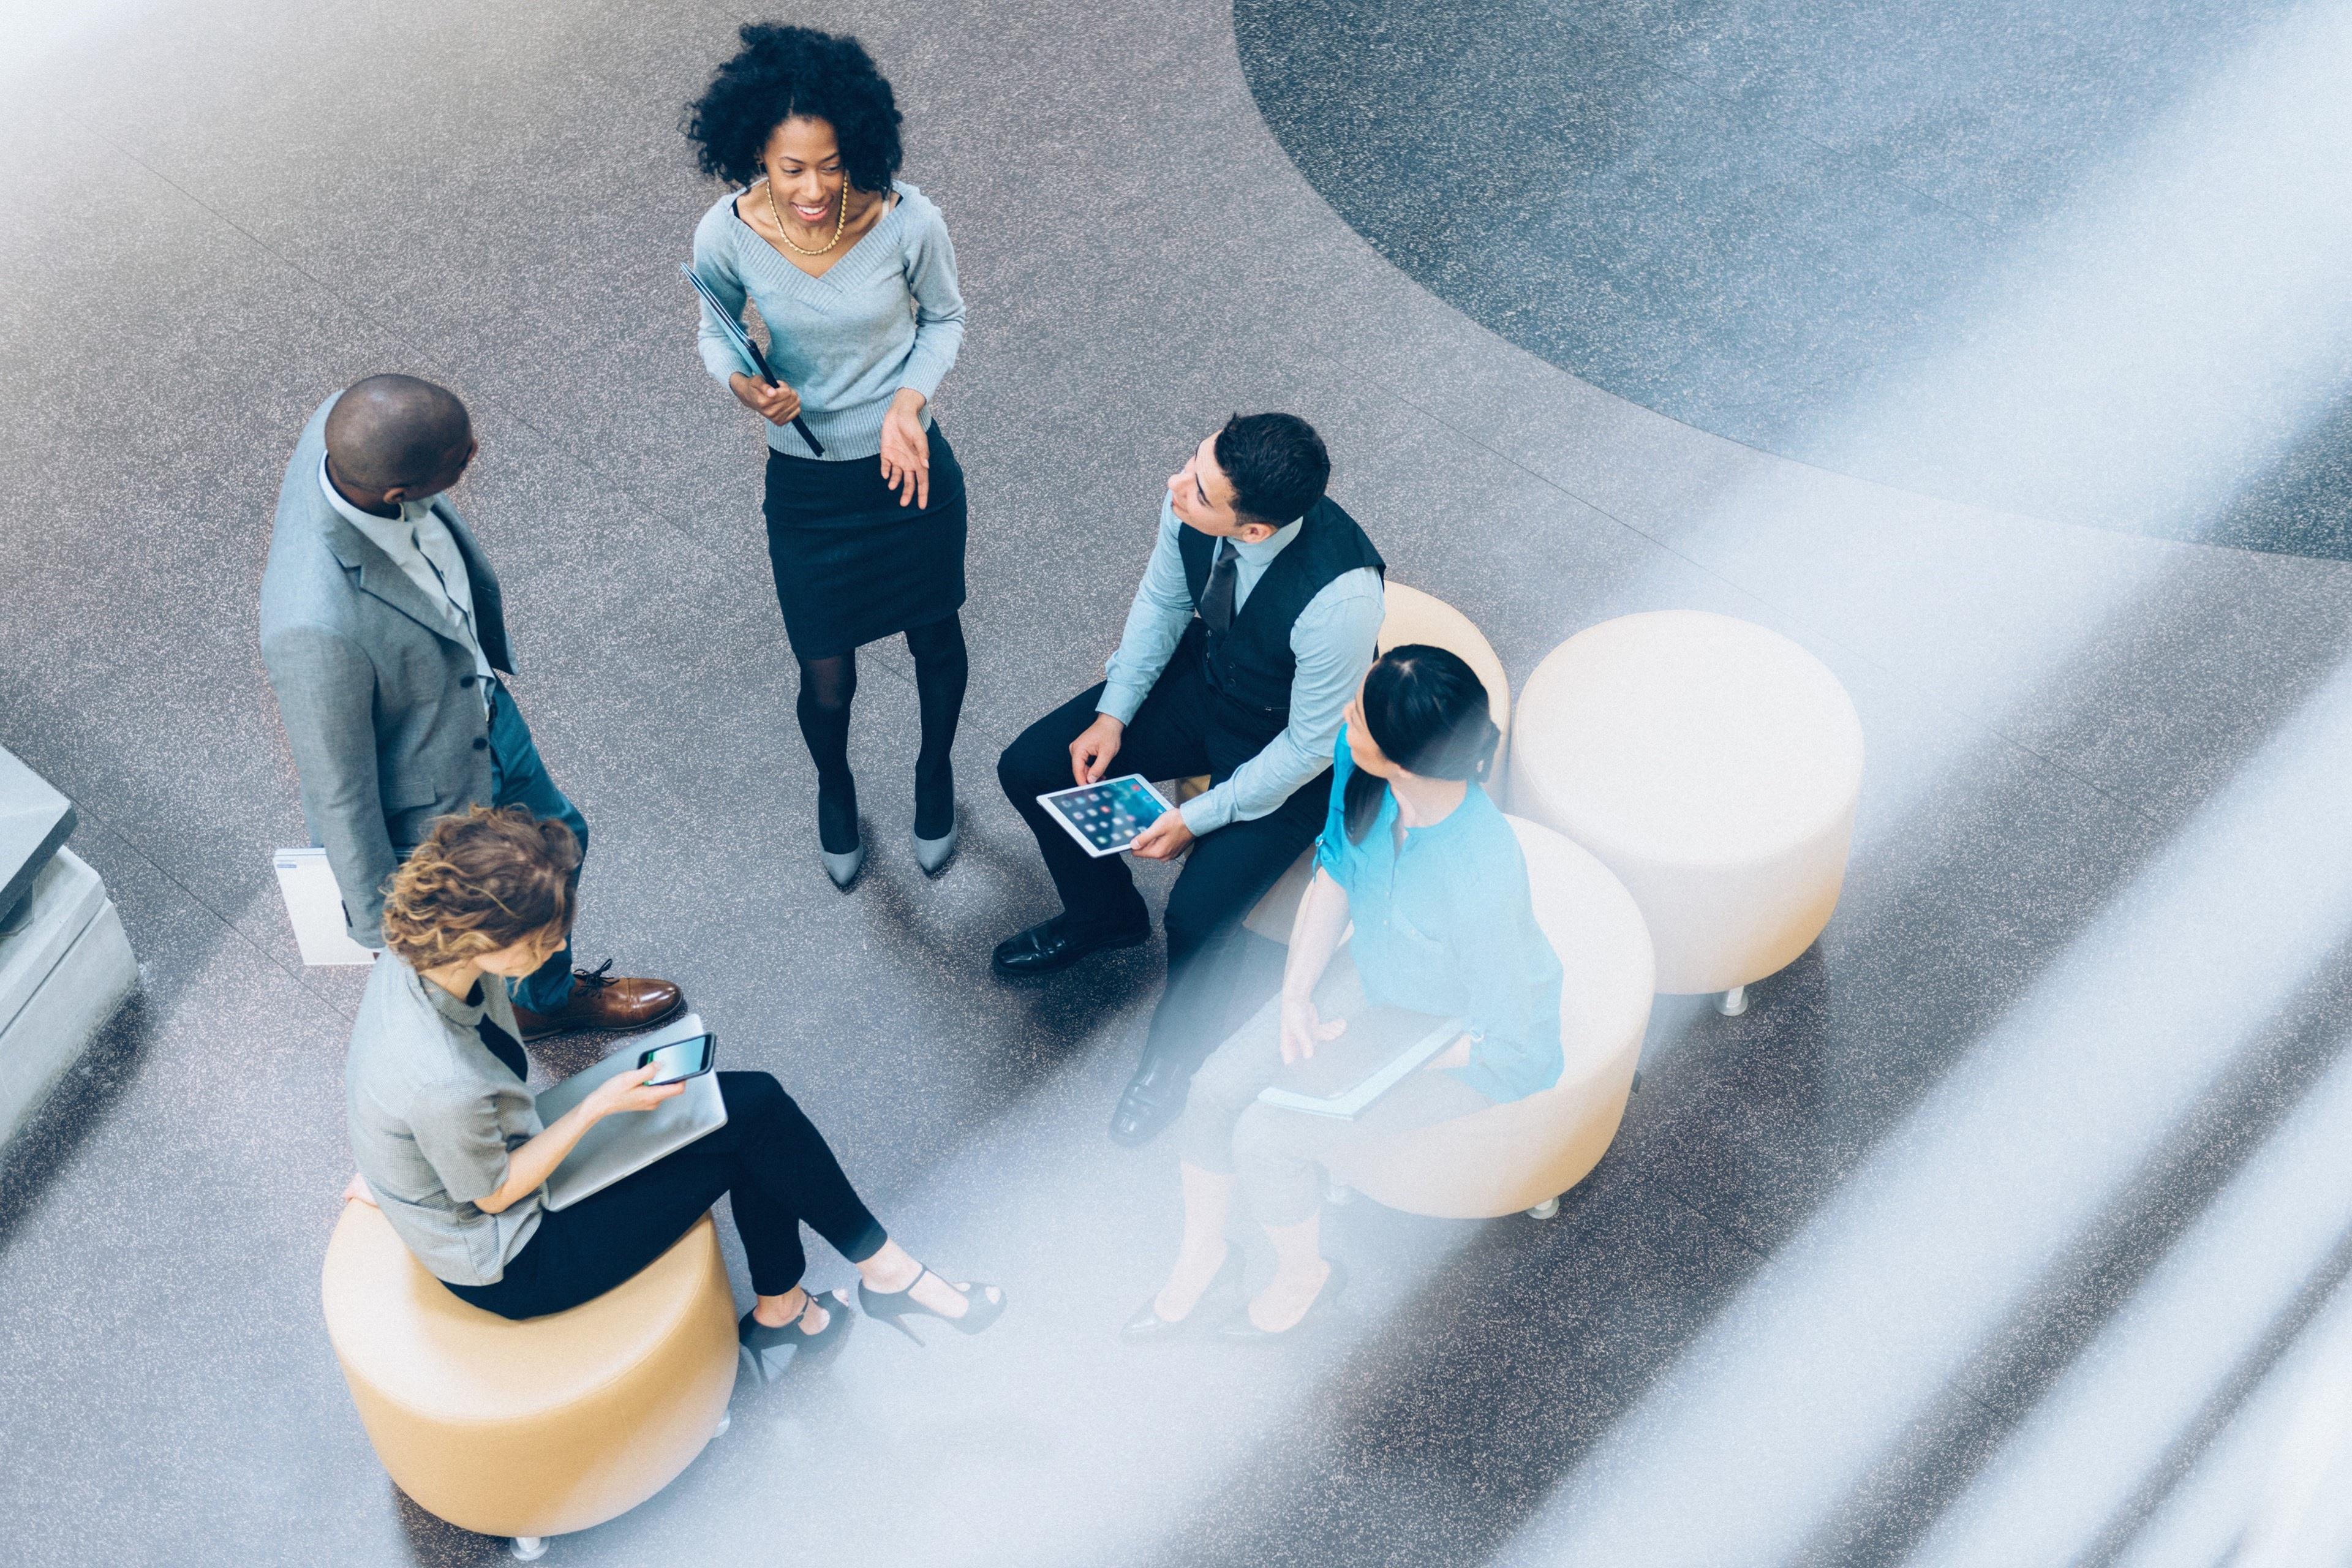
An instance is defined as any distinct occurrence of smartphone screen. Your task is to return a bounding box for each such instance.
[638,1033,716,1085]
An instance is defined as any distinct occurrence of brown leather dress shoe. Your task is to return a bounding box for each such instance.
[510,962,684,1040]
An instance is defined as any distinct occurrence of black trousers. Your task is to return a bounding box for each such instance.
[447,1072,886,1321]
[997,654,1332,1072]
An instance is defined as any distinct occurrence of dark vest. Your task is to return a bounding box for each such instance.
[1177,497,1384,760]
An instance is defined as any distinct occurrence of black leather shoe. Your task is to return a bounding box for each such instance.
[1221,1259,1349,1343]
[990,915,1150,979]
[1109,1055,1193,1148]
[1121,1245,1243,1344]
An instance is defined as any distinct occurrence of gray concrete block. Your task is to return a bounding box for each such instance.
[0,745,76,925]
[0,848,137,1144]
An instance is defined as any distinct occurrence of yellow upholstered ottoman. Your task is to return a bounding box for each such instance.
[322,1204,737,1555]
[1509,610,1864,1012]
[1323,816,1654,1218]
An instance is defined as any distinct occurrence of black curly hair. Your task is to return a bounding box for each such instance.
[684,23,903,192]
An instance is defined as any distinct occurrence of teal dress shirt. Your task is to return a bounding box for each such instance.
[1314,729,1566,1102]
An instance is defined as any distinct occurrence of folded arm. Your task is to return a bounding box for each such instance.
[692,221,756,387]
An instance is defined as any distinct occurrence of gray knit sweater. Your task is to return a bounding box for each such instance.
[690,180,965,461]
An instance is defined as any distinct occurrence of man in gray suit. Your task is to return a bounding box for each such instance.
[260,375,679,1036]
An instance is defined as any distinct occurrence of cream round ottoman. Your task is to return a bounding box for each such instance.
[1238,580,1515,940]
[1374,581,1514,783]
[1508,610,1863,1012]
[1322,816,1654,1218]
[323,1204,737,1558]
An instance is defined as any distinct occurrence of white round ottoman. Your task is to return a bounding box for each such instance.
[1507,611,1863,1012]
[1322,816,1654,1219]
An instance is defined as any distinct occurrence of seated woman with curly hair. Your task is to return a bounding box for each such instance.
[684,23,971,889]
[343,806,1002,1373]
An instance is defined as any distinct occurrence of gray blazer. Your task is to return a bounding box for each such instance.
[259,393,515,946]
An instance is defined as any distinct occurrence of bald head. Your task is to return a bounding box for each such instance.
[324,375,473,496]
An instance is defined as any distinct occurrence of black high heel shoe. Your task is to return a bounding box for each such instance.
[1220,1259,1348,1343]
[858,1268,1006,1344]
[739,1287,854,1382]
[1121,1245,1243,1344]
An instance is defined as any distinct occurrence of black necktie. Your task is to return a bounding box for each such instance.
[1200,541,1238,635]
[477,1017,528,1082]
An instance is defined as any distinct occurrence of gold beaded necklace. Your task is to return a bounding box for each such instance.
[765,175,849,257]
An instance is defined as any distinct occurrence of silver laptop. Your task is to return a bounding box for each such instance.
[535,1012,728,1210]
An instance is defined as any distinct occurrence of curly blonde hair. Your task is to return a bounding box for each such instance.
[380,806,581,972]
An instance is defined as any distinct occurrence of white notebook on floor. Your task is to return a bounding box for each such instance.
[273,848,375,966]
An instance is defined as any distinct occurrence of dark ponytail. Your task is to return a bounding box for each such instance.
[1344,644,1501,843]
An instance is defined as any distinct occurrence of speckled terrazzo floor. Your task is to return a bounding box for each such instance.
[1236,0,2352,560]
[4,2,2351,1566]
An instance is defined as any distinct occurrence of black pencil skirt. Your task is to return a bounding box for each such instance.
[761,423,969,660]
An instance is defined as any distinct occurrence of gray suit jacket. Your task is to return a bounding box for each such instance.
[259,393,515,946]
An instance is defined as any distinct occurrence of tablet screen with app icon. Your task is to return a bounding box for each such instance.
[1036,774,1175,858]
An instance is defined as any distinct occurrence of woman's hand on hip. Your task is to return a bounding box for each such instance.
[1280,992,1346,1065]
[586,1063,687,1120]
[881,388,931,509]
[729,371,802,428]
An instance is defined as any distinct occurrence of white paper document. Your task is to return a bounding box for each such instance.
[273,848,375,966]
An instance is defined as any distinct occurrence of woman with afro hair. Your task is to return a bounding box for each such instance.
[686,23,970,889]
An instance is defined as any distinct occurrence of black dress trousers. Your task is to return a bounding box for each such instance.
[445,1071,886,1321]
[997,650,1331,1072]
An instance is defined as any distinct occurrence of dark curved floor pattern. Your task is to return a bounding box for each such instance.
[1235,0,2352,560]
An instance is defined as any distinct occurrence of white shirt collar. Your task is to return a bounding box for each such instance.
[318,454,440,559]
[1229,514,1304,565]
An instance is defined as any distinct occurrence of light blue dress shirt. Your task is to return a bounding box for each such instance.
[1098,494,1385,834]
[1314,728,1566,1102]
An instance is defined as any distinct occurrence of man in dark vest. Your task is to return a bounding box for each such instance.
[994,414,1384,1146]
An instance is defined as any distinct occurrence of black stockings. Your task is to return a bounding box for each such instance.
[796,651,861,853]
[794,613,968,852]
[905,615,968,838]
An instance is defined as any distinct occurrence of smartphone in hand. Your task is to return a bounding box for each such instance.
[638,1032,717,1086]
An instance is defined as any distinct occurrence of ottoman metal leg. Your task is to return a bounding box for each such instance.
[510,1538,549,1562]
[1526,1197,1561,1220]
[1716,984,1748,1017]
[713,1406,731,1438]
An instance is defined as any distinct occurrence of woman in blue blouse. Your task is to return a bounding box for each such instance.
[685,25,970,888]
[1127,646,1566,1343]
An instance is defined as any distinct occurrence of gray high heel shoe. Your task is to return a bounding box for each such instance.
[911,821,959,876]
[821,841,867,890]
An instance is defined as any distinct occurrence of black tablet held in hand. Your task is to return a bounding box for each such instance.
[1037,774,1175,858]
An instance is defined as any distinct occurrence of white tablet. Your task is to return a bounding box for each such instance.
[1036,774,1177,858]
